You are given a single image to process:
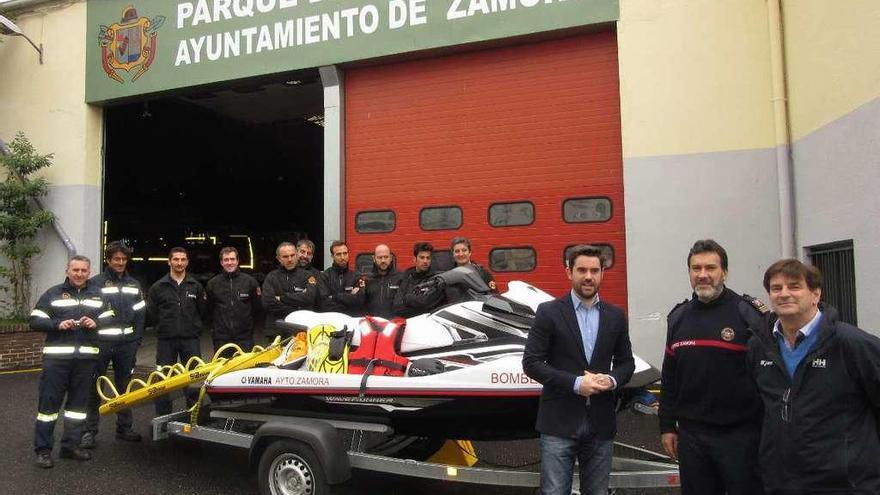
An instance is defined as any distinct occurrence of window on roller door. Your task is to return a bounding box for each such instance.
[355,210,395,233]
[489,201,535,227]
[563,244,615,269]
[420,206,462,231]
[562,197,612,223]
[355,253,373,274]
[489,247,537,272]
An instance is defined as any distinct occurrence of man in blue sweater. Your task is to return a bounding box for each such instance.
[748,259,880,494]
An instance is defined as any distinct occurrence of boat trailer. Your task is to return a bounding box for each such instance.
[152,409,680,494]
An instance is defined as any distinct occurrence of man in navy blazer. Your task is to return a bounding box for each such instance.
[523,245,635,495]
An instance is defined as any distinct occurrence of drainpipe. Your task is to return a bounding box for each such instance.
[0,138,77,256]
[767,0,797,258]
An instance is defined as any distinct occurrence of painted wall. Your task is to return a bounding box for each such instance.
[619,0,880,367]
[783,0,880,331]
[0,1,103,300]
[618,0,783,366]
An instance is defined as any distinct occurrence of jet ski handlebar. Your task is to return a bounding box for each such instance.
[416,265,492,294]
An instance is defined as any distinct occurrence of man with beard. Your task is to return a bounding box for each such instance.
[317,240,365,315]
[522,244,634,495]
[206,246,261,357]
[363,244,402,319]
[296,239,319,276]
[393,242,446,318]
[658,239,766,495]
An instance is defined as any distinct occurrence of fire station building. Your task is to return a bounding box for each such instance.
[1,0,877,366]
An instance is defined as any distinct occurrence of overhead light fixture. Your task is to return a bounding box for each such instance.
[305,115,325,127]
[0,14,43,64]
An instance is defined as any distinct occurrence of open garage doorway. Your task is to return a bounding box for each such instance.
[102,70,324,288]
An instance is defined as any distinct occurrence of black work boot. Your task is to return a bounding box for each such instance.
[59,448,92,461]
[79,431,96,449]
[115,430,142,442]
[35,452,54,469]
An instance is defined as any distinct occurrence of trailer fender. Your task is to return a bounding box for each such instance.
[249,420,351,485]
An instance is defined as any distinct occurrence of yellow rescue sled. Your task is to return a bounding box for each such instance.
[97,337,284,416]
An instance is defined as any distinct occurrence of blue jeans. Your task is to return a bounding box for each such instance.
[539,416,613,495]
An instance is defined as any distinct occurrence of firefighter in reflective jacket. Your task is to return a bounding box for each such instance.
[81,241,146,448]
[30,255,115,469]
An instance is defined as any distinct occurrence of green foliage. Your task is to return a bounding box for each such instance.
[0,132,55,319]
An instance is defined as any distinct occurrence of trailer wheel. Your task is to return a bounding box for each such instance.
[258,439,332,495]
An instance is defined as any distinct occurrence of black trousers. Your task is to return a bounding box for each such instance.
[34,358,97,453]
[154,337,201,416]
[85,339,139,435]
[678,420,764,495]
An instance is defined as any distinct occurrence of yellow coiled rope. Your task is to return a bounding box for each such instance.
[96,337,285,418]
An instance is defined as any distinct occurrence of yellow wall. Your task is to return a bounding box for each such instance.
[0,1,102,186]
[617,0,880,157]
[617,0,777,158]
[783,0,880,141]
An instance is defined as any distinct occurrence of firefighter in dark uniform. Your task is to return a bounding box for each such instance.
[658,239,766,495]
[206,246,261,357]
[317,240,365,316]
[363,244,402,319]
[147,247,207,417]
[393,242,446,318]
[296,239,319,276]
[81,242,146,449]
[30,255,115,469]
[446,236,498,303]
[262,241,317,339]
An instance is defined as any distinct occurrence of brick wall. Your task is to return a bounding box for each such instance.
[0,324,44,371]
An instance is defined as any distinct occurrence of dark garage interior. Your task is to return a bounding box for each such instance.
[102,70,324,287]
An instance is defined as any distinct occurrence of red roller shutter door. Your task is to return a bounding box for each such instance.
[345,31,626,308]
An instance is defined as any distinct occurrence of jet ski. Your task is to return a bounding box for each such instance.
[205,266,660,440]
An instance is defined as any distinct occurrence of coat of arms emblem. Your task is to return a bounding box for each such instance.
[99,6,165,84]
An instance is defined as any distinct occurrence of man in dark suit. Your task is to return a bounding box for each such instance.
[523,244,635,495]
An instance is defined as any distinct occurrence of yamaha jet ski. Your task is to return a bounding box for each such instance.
[205,266,659,440]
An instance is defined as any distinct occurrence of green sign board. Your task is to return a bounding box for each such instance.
[86,0,618,103]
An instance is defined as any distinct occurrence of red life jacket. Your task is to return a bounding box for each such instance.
[348,316,409,377]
